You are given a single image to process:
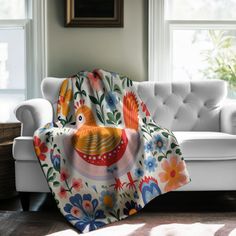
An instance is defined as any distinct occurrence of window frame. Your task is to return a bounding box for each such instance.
[0,0,47,100]
[148,0,236,82]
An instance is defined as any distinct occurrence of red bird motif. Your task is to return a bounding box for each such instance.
[64,92,140,191]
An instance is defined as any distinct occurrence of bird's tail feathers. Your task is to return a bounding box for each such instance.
[123,92,139,130]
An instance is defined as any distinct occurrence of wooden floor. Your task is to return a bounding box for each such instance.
[1,210,236,236]
[1,191,236,212]
[1,191,236,235]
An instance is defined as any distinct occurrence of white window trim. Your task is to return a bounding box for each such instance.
[148,0,236,82]
[26,0,47,98]
[149,0,168,81]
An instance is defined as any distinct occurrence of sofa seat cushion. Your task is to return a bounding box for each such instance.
[13,137,37,161]
[174,131,236,160]
[13,132,236,162]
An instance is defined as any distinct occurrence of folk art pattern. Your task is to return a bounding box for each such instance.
[33,69,190,233]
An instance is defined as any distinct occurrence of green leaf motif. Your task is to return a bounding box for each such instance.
[74,92,79,99]
[100,94,105,104]
[48,175,56,182]
[82,90,87,96]
[75,80,80,90]
[41,164,48,168]
[162,132,169,138]
[53,181,60,187]
[176,149,182,155]
[106,120,114,125]
[105,76,112,90]
[89,95,99,105]
[117,209,120,218]
[47,167,53,179]
[166,150,172,156]
[171,143,178,149]
[107,112,115,122]
[96,109,104,124]
[109,212,116,218]
[114,84,122,94]
[158,155,165,162]
[116,112,121,121]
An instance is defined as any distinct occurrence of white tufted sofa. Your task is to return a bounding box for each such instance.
[13,78,236,208]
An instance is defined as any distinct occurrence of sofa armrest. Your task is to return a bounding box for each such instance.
[15,98,53,136]
[221,99,236,134]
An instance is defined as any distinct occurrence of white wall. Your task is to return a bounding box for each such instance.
[46,0,148,81]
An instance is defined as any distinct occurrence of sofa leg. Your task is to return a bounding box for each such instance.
[19,192,30,211]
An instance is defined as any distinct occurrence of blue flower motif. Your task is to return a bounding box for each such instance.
[111,71,118,77]
[99,190,117,210]
[134,168,144,178]
[144,156,157,172]
[50,149,60,172]
[107,166,118,174]
[64,193,106,232]
[38,122,54,134]
[153,135,166,152]
[144,141,154,153]
[133,191,139,199]
[139,176,162,204]
[105,91,118,111]
[123,200,142,216]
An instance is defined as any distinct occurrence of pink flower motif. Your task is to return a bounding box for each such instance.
[82,200,93,214]
[158,155,188,192]
[58,186,67,199]
[71,206,83,218]
[33,136,48,161]
[60,169,69,181]
[88,72,103,92]
[72,178,83,191]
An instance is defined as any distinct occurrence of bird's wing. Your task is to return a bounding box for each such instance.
[123,92,139,131]
[72,127,123,156]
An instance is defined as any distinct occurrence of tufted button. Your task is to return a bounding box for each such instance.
[174,115,178,119]
[197,114,201,118]
[183,100,186,104]
[163,101,166,105]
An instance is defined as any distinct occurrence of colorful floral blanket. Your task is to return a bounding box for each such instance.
[33,69,190,233]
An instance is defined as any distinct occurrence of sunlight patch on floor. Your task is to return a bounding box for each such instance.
[46,223,145,236]
[229,228,236,236]
[150,223,224,236]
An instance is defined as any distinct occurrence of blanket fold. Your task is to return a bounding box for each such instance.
[33,69,190,233]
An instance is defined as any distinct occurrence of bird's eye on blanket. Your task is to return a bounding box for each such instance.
[76,114,85,128]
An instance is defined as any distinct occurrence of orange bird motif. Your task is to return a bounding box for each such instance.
[65,92,140,191]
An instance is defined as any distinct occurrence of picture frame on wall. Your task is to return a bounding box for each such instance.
[65,0,124,27]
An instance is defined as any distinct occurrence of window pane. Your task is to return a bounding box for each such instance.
[0,27,25,89]
[0,0,25,19]
[172,29,236,98]
[166,0,236,20]
[0,93,24,122]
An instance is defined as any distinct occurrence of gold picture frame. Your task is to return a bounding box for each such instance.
[65,0,124,27]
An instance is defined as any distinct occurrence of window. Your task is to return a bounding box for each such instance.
[0,0,46,122]
[0,0,25,19]
[149,0,236,98]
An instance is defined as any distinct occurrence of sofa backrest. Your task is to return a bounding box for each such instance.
[41,78,227,131]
